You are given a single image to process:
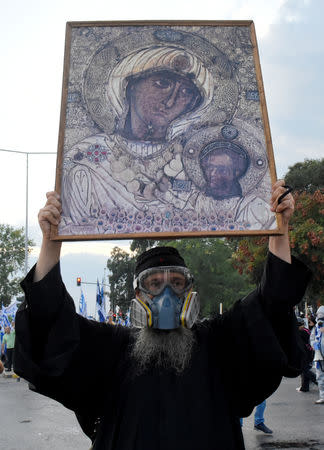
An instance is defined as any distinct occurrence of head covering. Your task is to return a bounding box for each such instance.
[108,46,213,117]
[316,305,324,319]
[135,246,186,277]
[107,46,214,139]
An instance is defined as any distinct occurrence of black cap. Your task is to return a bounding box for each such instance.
[135,246,186,277]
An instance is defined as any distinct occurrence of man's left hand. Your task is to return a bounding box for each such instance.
[270,180,295,227]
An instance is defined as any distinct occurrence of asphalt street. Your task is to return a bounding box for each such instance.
[0,373,323,449]
[241,376,324,450]
[0,374,89,450]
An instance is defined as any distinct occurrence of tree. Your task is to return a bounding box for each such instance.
[289,190,324,304]
[106,240,156,314]
[154,238,254,316]
[285,158,324,193]
[231,190,324,306]
[130,239,157,255]
[0,224,34,307]
[107,237,254,319]
[231,236,268,283]
[107,246,136,314]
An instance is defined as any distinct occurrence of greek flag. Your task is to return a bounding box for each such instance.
[117,313,123,325]
[79,290,87,318]
[4,301,18,318]
[0,307,11,328]
[125,309,131,327]
[96,279,106,322]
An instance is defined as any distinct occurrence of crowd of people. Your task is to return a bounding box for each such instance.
[236,306,324,437]
[295,307,324,405]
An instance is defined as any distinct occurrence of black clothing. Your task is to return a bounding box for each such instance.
[14,253,311,450]
[299,327,315,363]
[298,327,316,391]
[5,348,14,371]
[299,366,317,391]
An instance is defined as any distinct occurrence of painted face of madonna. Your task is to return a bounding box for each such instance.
[125,70,202,141]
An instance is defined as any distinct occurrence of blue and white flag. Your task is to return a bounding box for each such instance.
[96,279,106,322]
[0,307,11,328]
[101,279,106,314]
[4,301,18,319]
[79,289,87,318]
[125,309,131,327]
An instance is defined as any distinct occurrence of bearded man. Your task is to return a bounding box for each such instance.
[14,180,311,449]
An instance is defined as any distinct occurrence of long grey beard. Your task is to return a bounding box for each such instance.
[131,327,195,375]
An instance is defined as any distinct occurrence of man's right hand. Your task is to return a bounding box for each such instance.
[34,191,62,282]
[38,191,62,240]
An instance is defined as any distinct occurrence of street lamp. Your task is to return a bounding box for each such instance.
[0,148,56,275]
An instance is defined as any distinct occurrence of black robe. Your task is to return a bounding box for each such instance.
[14,253,311,450]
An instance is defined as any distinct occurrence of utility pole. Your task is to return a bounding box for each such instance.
[0,149,56,275]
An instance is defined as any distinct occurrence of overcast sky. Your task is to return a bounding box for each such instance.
[1,0,323,314]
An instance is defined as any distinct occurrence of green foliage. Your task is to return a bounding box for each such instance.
[107,246,136,313]
[0,224,33,307]
[285,158,324,193]
[155,238,255,316]
[232,158,324,306]
[107,240,156,313]
[130,239,157,255]
[106,237,254,318]
[289,190,324,303]
[231,236,268,285]
[231,190,324,306]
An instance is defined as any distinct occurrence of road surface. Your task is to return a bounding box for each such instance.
[1,373,323,449]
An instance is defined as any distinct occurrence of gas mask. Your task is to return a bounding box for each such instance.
[131,266,200,329]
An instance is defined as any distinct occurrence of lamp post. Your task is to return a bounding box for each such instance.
[0,149,56,275]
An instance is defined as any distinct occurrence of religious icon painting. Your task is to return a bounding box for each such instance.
[52,20,283,241]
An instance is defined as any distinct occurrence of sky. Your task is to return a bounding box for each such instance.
[0,0,323,315]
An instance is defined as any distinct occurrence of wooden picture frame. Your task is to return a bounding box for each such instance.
[52,20,283,241]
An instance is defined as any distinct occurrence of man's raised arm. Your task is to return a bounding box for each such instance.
[268,179,294,264]
[34,191,62,282]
